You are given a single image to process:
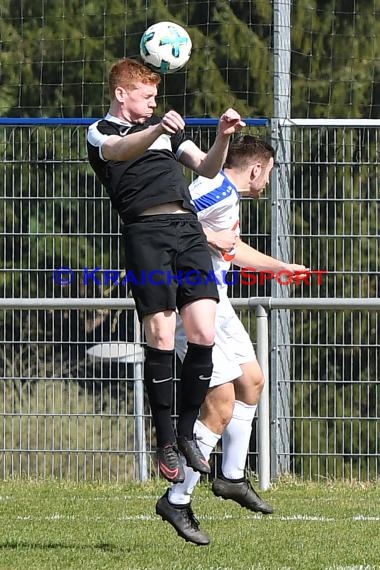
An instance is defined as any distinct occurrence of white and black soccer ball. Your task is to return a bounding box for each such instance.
[140,21,192,74]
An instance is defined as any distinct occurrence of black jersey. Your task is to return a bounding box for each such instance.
[87,114,197,224]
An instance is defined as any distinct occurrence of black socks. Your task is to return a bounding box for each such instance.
[144,346,175,446]
[177,342,213,438]
[144,342,214,445]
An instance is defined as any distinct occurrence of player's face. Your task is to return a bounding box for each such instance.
[248,157,274,198]
[118,82,158,123]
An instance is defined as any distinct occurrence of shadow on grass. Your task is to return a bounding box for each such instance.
[0,541,127,552]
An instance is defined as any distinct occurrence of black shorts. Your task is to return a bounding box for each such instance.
[122,214,219,321]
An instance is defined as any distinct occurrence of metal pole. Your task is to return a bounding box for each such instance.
[133,312,148,481]
[272,0,292,480]
[256,305,271,490]
[3,296,380,310]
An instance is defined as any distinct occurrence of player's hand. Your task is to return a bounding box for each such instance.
[218,108,246,136]
[160,110,185,134]
[213,229,237,252]
[284,263,311,284]
[287,263,310,274]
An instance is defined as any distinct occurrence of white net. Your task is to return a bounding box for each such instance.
[291,0,380,118]
[0,0,272,118]
[1,1,378,119]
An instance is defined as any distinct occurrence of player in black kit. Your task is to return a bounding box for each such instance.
[87,58,245,484]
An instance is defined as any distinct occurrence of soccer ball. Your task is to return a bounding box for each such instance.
[140,22,192,74]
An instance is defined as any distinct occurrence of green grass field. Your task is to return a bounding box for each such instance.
[0,478,379,570]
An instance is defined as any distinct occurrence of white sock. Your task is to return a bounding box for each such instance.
[168,419,221,505]
[221,400,257,480]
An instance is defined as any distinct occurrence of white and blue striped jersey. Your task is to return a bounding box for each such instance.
[189,171,240,291]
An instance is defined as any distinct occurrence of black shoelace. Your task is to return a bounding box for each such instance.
[184,505,200,529]
[162,444,180,468]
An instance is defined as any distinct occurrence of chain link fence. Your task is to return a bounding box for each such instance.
[1,120,379,482]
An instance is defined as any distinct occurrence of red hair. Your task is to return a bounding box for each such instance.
[108,58,161,98]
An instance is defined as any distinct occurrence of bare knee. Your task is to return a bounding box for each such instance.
[148,332,175,350]
[254,369,265,394]
[190,329,215,346]
[143,311,176,350]
[183,321,215,346]
[235,362,265,405]
[180,299,216,346]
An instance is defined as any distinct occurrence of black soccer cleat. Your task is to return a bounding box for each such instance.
[157,444,185,483]
[177,436,211,475]
[212,476,274,514]
[156,490,210,546]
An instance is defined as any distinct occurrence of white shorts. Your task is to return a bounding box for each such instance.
[175,293,256,387]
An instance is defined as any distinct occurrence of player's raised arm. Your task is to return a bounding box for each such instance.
[179,108,246,177]
[101,110,185,162]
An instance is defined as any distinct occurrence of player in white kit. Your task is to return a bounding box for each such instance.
[156,135,309,545]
